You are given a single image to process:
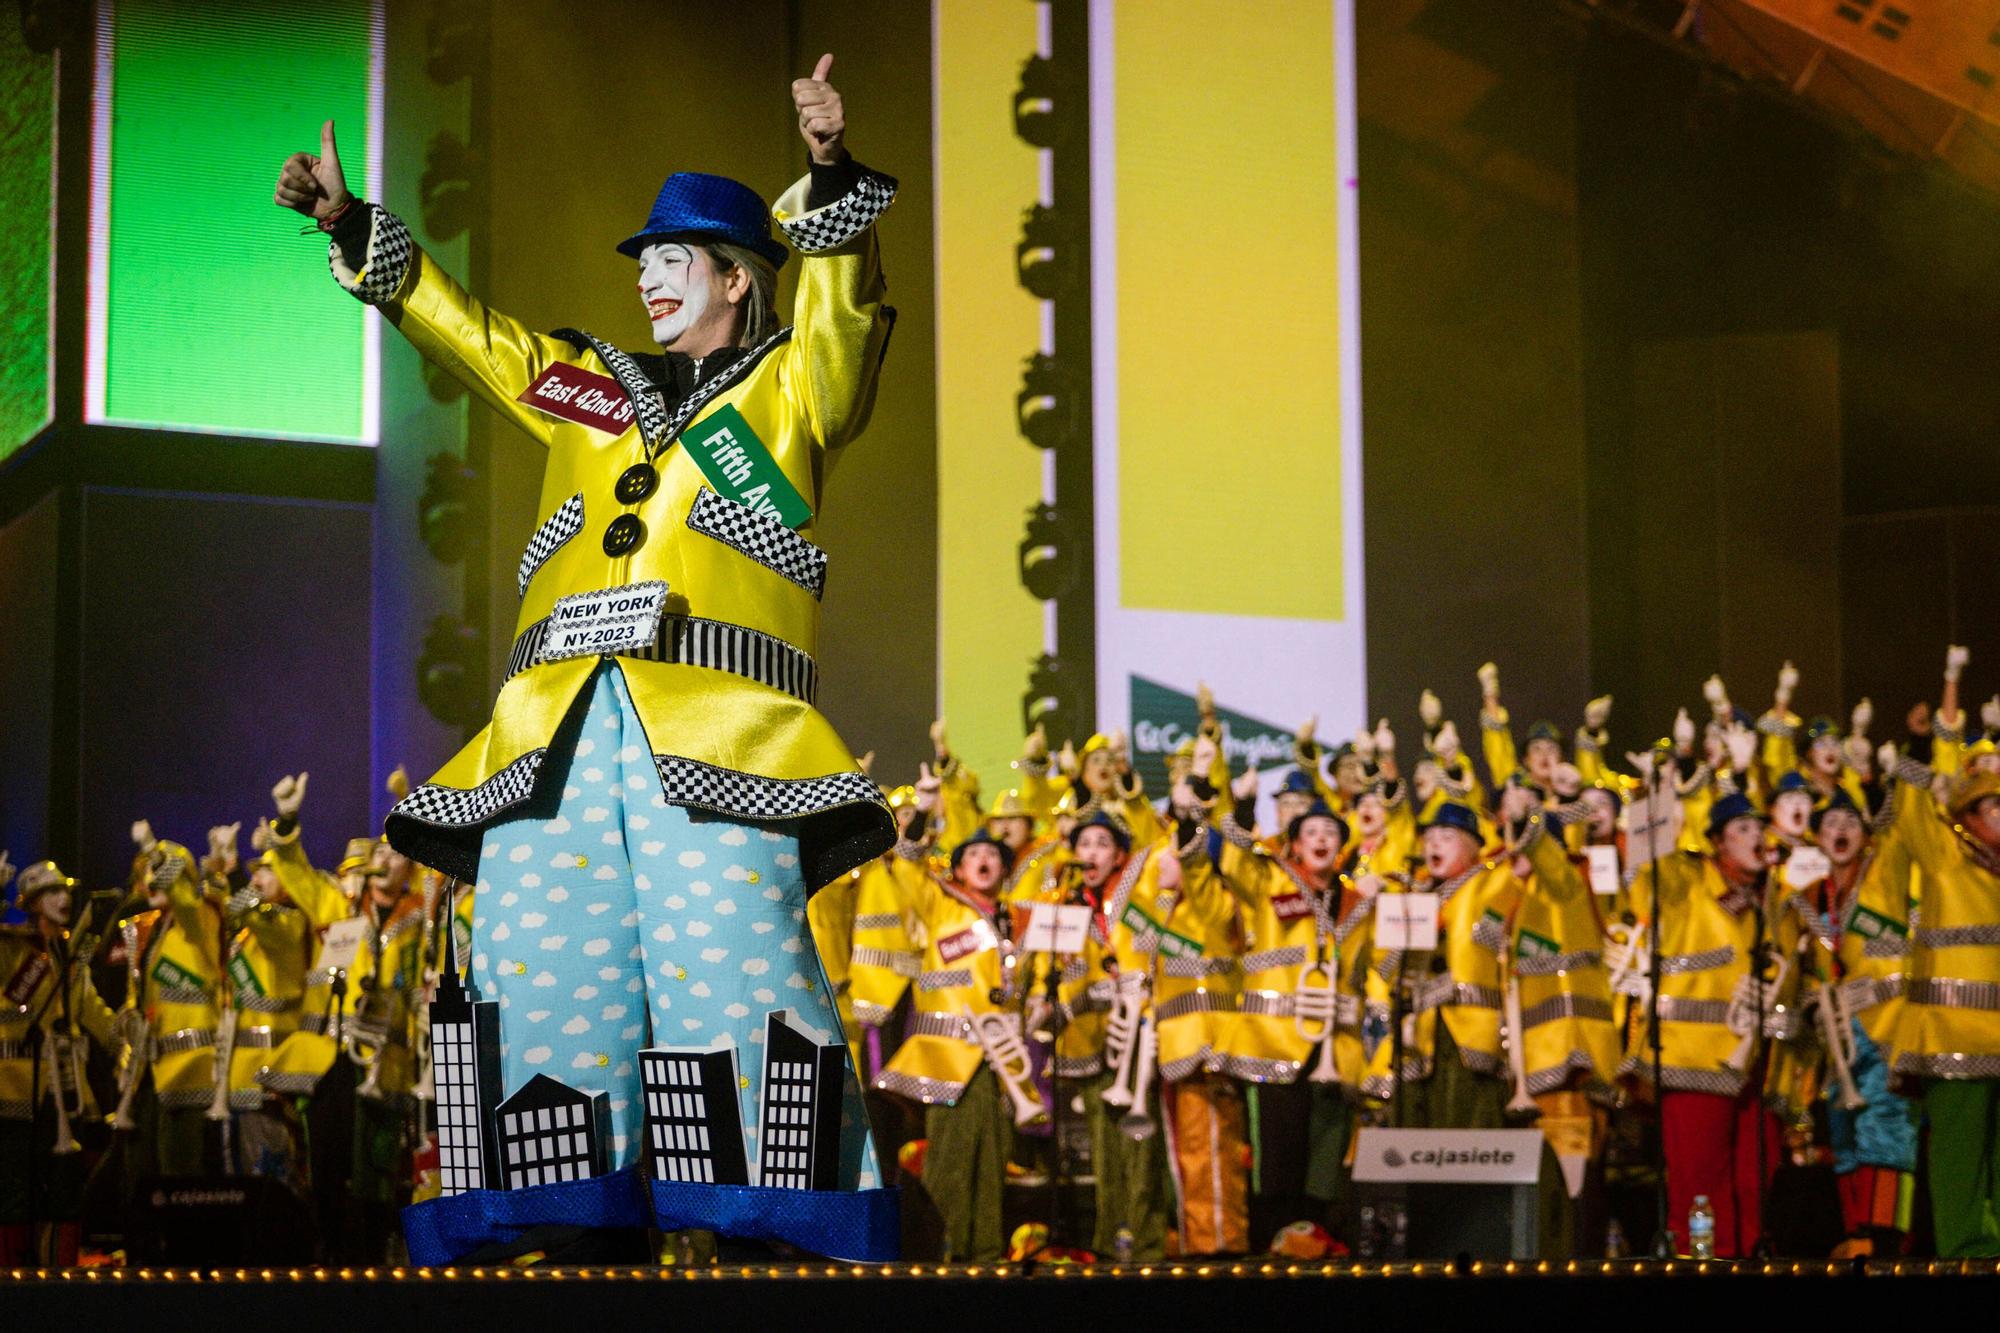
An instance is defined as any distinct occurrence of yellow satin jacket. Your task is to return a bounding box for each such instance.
[123,845,227,1109]
[872,869,1021,1107]
[1622,852,1807,1103]
[266,825,365,1093]
[1884,764,2000,1081]
[1510,831,1620,1098]
[1205,816,1371,1091]
[223,891,312,1110]
[0,926,117,1119]
[332,172,899,890]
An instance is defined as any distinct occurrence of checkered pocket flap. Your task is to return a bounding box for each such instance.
[518,492,585,595]
[685,487,828,599]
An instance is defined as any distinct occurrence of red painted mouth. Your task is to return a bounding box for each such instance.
[647,298,682,320]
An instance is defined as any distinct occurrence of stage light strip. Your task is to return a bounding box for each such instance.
[932,0,1052,785]
[1089,0,1367,771]
[86,0,383,446]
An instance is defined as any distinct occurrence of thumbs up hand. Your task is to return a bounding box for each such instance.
[273,119,354,222]
[792,54,847,165]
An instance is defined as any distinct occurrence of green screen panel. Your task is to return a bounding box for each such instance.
[0,23,56,464]
[91,0,380,443]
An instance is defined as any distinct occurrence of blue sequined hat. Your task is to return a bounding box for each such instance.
[1287,799,1349,846]
[1278,770,1320,797]
[1420,800,1482,843]
[617,172,789,269]
[1707,790,1765,840]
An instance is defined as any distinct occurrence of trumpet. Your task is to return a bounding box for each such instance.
[1815,979,1866,1112]
[208,1000,237,1123]
[965,1007,1047,1128]
[1725,951,1793,1077]
[110,1010,150,1132]
[1101,975,1148,1109]
[346,982,390,1101]
[1502,968,1538,1115]
[1604,918,1650,1004]
[46,1028,82,1155]
[1119,1015,1158,1141]
[1294,948,1341,1086]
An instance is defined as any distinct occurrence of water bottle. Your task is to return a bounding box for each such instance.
[1687,1195,1715,1259]
[1113,1227,1135,1263]
[1604,1215,1628,1259]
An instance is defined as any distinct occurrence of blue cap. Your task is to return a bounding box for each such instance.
[1067,809,1132,853]
[1278,770,1319,797]
[1772,770,1813,798]
[1420,800,1482,843]
[1287,799,1349,846]
[618,172,789,269]
[1706,790,1765,840]
[1810,789,1862,832]
[950,827,1016,874]
[1525,720,1563,747]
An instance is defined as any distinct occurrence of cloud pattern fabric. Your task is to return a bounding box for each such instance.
[468,665,877,1188]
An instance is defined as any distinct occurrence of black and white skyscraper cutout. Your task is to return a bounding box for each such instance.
[496,1074,610,1190]
[756,1009,845,1192]
[428,908,503,1196]
[639,1046,750,1186]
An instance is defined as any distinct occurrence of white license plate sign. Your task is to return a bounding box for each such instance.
[544,581,670,662]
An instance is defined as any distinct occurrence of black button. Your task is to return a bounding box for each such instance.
[602,514,645,557]
[615,462,658,504]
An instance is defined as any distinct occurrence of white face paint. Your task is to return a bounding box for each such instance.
[636,242,712,349]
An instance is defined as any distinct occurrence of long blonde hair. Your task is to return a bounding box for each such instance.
[702,242,779,347]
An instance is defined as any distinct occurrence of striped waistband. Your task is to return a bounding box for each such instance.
[1659,946,1735,976]
[1908,977,2000,1012]
[906,1010,982,1042]
[1157,990,1239,1022]
[508,611,818,704]
[1654,996,1731,1025]
[158,1027,217,1055]
[235,994,300,1015]
[1914,924,2000,950]
[1520,993,1614,1028]
[1515,949,1602,977]
[1406,978,1501,1013]
[851,946,920,978]
[917,968,974,992]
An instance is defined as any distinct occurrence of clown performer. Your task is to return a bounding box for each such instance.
[0,861,118,1265]
[274,55,899,1257]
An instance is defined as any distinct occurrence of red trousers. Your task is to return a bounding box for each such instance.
[1661,1088,1781,1257]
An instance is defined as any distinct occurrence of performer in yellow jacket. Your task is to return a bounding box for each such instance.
[277,55,896,1254]
[0,862,117,1266]
[1882,708,2000,1256]
[1627,792,1807,1258]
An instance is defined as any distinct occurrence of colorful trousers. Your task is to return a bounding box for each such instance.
[469,665,878,1188]
[1922,1077,2000,1258]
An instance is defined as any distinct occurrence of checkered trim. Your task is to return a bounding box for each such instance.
[157,1027,218,1055]
[1470,913,1508,954]
[1156,991,1236,1023]
[1659,945,1736,975]
[1520,994,1613,1028]
[0,1099,32,1122]
[1525,1050,1604,1097]
[156,984,211,1007]
[1915,923,2000,950]
[1052,1055,1104,1079]
[874,1067,970,1105]
[1863,934,1909,958]
[518,493,584,595]
[686,487,828,598]
[776,168,899,254]
[1222,1053,1306,1085]
[1894,1050,2000,1079]
[157,1088,216,1111]
[236,993,298,1015]
[328,204,414,306]
[1241,947,1308,975]
[851,999,895,1027]
[390,750,547,831]
[258,1069,321,1095]
[509,610,819,703]
[1159,1049,1221,1083]
[652,756,879,826]
[1758,713,1797,739]
[916,968,974,993]
[1161,956,1236,979]
[1515,949,1602,976]
[853,912,903,932]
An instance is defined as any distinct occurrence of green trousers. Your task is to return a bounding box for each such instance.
[1081,1069,1170,1260]
[924,1065,1007,1261]
[1923,1078,2000,1257]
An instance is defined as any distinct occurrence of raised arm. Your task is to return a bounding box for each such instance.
[274,119,567,446]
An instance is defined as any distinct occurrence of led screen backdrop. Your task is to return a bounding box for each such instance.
[88,0,383,444]
[0,23,56,464]
[1089,0,1366,787]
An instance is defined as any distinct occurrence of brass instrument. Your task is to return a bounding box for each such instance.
[1101,974,1147,1109]
[1815,978,1866,1112]
[1725,950,1793,1077]
[1295,943,1341,1086]
[1118,1014,1158,1141]
[345,979,390,1102]
[1502,963,1538,1115]
[46,1027,82,1155]
[965,1007,1047,1128]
